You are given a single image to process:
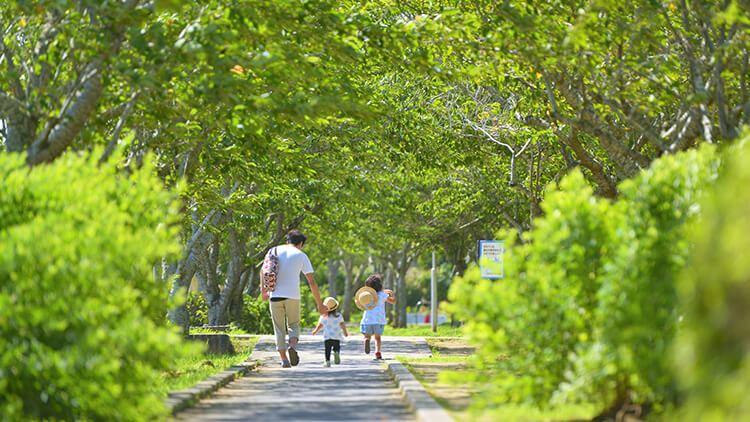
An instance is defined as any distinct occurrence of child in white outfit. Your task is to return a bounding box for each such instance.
[357,274,396,360]
[311,296,349,366]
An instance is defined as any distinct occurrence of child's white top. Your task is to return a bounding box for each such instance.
[360,291,389,325]
[318,313,345,340]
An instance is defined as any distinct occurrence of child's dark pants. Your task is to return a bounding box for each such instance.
[324,339,341,361]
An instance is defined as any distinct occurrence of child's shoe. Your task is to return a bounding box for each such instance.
[323,361,331,367]
[281,360,292,368]
[364,338,370,354]
[374,352,382,360]
[334,352,341,364]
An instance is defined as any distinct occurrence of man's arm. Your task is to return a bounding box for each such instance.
[305,273,328,314]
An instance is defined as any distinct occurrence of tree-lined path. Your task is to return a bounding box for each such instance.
[173,336,433,421]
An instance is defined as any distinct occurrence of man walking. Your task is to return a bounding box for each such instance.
[264,229,327,367]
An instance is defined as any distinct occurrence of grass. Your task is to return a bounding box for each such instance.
[157,336,258,397]
[459,404,597,422]
[397,354,472,364]
[365,324,465,337]
[188,327,250,335]
[345,322,464,337]
[398,339,596,422]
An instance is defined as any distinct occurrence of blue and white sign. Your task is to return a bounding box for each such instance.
[478,240,505,279]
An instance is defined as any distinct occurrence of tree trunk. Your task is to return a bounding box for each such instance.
[341,257,355,321]
[204,239,222,326]
[327,258,340,297]
[244,267,259,296]
[167,254,197,332]
[396,267,408,328]
[389,243,413,328]
[210,226,245,325]
[383,265,395,325]
[169,186,237,329]
[341,258,369,322]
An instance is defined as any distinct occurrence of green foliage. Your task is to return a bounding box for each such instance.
[186,292,208,327]
[238,295,275,335]
[567,145,719,409]
[156,337,257,397]
[235,292,318,334]
[673,132,750,421]
[448,144,719,413]
[299,288,323,328]
[0,151,188,421]
[382,325,463,338]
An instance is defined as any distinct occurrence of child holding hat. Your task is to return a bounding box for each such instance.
[355,274,396,360]
[311,296,349,367]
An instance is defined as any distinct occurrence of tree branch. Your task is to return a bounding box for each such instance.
[0,26,26,100]
[27,64,104,165]
[99,90,140,164]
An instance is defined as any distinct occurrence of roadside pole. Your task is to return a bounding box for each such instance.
[431,251,437,333]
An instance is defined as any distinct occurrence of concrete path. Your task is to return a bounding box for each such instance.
[173,335,432,422]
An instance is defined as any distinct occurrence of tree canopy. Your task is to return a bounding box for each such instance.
[2,0,749,419]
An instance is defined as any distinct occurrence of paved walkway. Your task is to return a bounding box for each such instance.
[173,335,432,422]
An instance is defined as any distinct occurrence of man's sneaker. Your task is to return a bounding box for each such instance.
[364,338,370,354]
[374,352,383,360]
[334,352,341,364]
[281,360,292,368]
[323,361,331,367]
[288,346,300,366]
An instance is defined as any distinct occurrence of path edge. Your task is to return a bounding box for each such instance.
[164,339,268,415]
[384,359,456,422]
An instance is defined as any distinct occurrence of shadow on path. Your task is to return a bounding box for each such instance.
[173,335,432,422]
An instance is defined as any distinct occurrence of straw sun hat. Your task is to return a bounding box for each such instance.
[323,296,339,311]
[354,286,378,311]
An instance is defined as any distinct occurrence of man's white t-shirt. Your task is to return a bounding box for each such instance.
[269,244,314,300]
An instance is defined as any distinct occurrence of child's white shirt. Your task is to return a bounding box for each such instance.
[318,314,345,340]
[361,291,389,325]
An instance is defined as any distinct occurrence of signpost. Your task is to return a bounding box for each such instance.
[430,251,437,333]
[478,240,505,279]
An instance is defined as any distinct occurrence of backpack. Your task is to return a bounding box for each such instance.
[261,247,279,295]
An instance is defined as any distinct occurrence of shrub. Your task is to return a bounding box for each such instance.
[239,295,276,334]
[0,152,188,421]
[186,292,208,327]
[563,145,718,413]
[449,170,615,405]
[448,144,718,415]
[238,290,318,334]
[673,133,750,421]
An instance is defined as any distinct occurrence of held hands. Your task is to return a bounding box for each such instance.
[317,303,328,314]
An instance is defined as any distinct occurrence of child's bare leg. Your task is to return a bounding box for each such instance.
[363,333,372,354]
[374,334,382,353]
